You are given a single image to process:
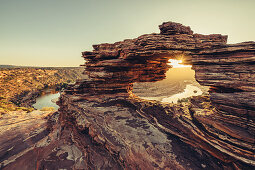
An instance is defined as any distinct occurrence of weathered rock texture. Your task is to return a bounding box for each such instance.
[1,22,254,169]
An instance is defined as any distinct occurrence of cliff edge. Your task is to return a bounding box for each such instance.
[1,22,254,170]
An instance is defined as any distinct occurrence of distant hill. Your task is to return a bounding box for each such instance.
[0,65,23,68]
[0,65,82,69]
[0,66,85,107]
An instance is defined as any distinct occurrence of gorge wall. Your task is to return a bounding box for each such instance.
[1,22,254,169]
[0,67,84,109]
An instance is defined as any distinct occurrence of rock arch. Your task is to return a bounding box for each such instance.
[67,22,254,110]
[59,22,255,168]
[3,22,254,169]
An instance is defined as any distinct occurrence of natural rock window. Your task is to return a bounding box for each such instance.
[132,59,209,103]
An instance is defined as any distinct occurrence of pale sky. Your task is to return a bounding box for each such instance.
[0,0,254,67]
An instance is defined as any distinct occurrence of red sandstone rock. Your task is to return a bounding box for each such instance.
[159,21,193,35]
[1,21,255,169]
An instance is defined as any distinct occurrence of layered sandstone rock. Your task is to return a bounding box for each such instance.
[0,110,57,169]
[1,22,254,169]
[61,22,255,168]
[159,21,193,35]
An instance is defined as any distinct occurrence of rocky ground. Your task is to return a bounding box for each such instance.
[0,109,58,169]
[0,22,254,169]
[0,67,85,169]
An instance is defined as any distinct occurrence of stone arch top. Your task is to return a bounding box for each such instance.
[70,21,254,97]
[84,21,228,62]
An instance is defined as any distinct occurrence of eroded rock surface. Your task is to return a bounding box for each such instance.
[1,22,254,169]
[0,110,56,169]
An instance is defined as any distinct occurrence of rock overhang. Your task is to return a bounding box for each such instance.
[62,21,255,167]
[1,21,255,169]
[77,21,254,94]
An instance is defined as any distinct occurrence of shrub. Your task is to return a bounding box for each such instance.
[40,107,55,111]
[177,98,189,103]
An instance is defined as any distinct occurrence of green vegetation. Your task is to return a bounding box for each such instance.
[0,67,83,101]
[177,97,190,103]
[40,107,55,111]
[16,107,34,112]
[0,97,34,114]
[0,67,83,113]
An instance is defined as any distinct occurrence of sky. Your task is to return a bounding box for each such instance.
[0,0,254,67]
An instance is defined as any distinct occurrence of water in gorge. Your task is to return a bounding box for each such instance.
[33,89,60,110]
[132,60,209,103]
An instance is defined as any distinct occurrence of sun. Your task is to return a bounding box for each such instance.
[168,59,192,68]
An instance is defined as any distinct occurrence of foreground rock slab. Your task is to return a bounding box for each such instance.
[0,110,54,169]
[0,21,254,169]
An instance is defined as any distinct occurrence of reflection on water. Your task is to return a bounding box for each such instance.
[162,85,202,103]
[132,66,208,103]
[33,91,60,110]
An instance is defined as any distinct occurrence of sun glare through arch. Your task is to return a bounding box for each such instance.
[168,59,192,68]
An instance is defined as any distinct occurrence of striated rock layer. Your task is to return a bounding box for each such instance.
[1,22,254,169]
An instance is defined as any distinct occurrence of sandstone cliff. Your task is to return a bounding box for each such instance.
[1,22,254,169]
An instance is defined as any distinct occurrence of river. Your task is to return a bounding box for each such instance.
[133,66,209,103]
[32,89,60,110]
